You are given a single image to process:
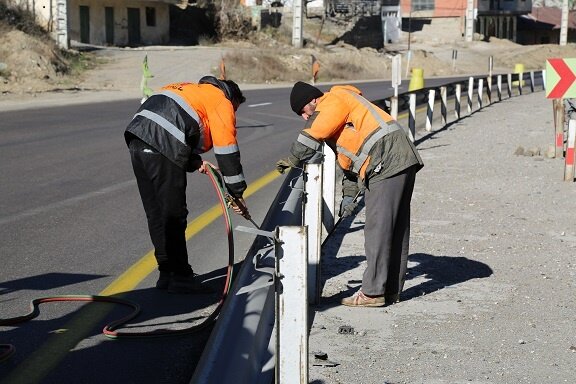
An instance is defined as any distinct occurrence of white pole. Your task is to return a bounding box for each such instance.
[477,78,484,110]
[408,93,416,141]
[292,0,303,48]
[465,0,475,42]
[468,77,474,114]
[276,226,309,384]
[56,0,69,49]
[560,0,569,46]
[455,83,462,120]
[440,86,447,125]
[321,145,336,236]
[564,120,576,181]
[304,163,323,304]
[426,89,435,131]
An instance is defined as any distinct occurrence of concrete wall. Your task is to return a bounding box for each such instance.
[12,0,171,47]
[12,0,54,29]
[68,1,170,46]
[402,0,467,18]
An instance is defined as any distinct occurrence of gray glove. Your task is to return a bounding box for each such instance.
[339,195,358,218]
[276,155,300,174]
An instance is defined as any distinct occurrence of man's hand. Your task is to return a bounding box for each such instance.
[276,156,299,174]
[339,196,358,218]
[197,161,213,174]
[226,195,250,219]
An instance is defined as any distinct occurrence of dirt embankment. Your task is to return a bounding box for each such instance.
[2,16,576,96]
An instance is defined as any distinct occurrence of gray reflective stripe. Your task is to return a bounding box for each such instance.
[158,90,201,124]
[158,90,205,151]
[346,91,390,128]
[214,144,240,155]
[337,90,402,173]
[224,174,245,184]
[296,133,322,151]
[134,110,186,144]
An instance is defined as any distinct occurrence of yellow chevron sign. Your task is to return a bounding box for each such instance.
[546,58,576,99]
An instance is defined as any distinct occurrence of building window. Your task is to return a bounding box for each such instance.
[412,0,434,11]
[145,7,156,27]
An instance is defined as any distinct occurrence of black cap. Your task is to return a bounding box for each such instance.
[199,76,246,108]
[290,81,324,115]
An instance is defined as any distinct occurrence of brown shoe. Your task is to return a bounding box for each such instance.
[341,290,385,307]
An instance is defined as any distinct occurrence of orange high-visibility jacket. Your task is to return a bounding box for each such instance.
[290,85,422,181]
[125,82,246,197]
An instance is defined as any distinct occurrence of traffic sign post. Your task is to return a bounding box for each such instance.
[391,55,401,119]
[546,59,576,164]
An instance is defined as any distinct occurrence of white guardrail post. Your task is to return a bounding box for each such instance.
[467,76,474,114]
[455,83,462,120]
[321,145,336,237]
[408,93,416,141]
[426,89,435,132]
[565,119,576,182]
[276,225,309,384]
[477,78,484,110]
[304,162,323,304]
[440,86,447,126]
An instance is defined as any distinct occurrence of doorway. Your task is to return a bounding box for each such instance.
[127,7,141,47]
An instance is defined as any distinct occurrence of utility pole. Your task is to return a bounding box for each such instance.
[293,0,303,48]
[465,0,475,42]
[560,0,569,46]
[56,0,69,49]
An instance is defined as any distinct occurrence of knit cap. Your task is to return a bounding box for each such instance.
[290,81,324,115]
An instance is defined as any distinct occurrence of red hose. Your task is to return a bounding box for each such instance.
[0,163,236,359]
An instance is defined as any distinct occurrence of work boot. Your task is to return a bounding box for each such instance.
[341,289,385,307]
[168,274,215,294]
[156,271,172,290]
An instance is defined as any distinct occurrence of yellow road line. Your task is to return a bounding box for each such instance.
[1,170,281,384]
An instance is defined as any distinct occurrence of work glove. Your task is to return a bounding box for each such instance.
[339,195,358,218]
[276,155,300,174]
[187,154,203,173]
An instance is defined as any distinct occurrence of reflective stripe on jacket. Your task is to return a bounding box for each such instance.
[290,85,423,181]
[125,82,246,197]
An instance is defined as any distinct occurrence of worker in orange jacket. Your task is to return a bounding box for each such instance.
[125,76,248,294]
[277,81,424,307]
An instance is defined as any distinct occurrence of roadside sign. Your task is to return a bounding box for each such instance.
[546,58,576,99]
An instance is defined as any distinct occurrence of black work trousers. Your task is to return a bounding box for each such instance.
[129,139,193,276]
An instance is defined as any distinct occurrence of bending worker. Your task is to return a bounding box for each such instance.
[125,76,248,294]
[277,81,424,307]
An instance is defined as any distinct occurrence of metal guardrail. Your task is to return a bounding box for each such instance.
[191,70,547,384]
[191,168,305,384]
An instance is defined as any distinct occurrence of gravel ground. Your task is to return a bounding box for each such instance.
[310,90,576,384]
